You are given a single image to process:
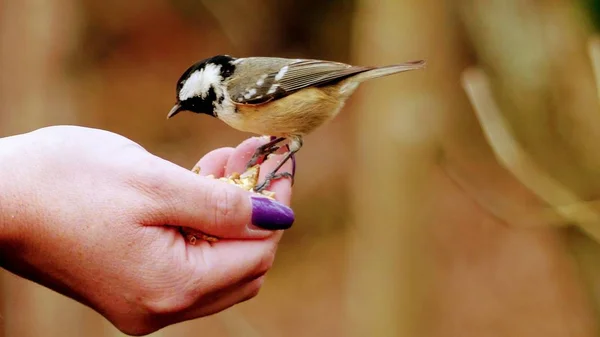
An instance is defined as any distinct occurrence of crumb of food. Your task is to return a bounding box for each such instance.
[201,164,276,199]
[180,228,219,245]
[180,164,276,245]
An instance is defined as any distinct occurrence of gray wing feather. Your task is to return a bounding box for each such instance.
[227,58,371,105]
[275,60,370,92]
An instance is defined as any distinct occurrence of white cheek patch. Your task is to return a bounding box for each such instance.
[274,66,289,81]
[179,63,222,101]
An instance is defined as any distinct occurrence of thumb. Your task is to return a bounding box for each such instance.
[158,168,295,239]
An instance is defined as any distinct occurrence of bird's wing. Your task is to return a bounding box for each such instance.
[228,58,371,105]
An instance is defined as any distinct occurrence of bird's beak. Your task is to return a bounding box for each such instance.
[167,103,183,119]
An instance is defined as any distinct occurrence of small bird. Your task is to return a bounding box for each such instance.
[167,55,425,191]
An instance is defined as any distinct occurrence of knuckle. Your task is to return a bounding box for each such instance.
[243,277,266,302]
[255,247,277,277]
[133,159,167,189]
[139,290,195,326]
[142,295,182,316]
[208,184,243,227]
[128,268,198,321]
[244,288,260,302]
[139,280,196,318]
[128,160,174,201]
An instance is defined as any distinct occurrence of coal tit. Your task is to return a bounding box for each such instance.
[168,55,425,191]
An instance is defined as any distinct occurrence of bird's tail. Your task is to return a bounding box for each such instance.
[353,60,426,82]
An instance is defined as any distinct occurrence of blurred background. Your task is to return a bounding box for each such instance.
[4,0,600,336]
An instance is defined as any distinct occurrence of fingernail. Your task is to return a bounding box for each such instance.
[250,196,295,230]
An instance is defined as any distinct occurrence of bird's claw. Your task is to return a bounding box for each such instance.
[255,171,294,193]
[244,137,286,171]
[245,146,280,171]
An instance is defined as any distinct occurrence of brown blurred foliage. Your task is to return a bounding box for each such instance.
[3,0,600,336]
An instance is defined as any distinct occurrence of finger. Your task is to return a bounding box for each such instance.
[225,138,294,244]
[186,237,277,295]
[223,138,294,244]
[192,147,234,177]
[182,276,265,321]
[224,138,294,207]
[156,275,265,329]
[152,162,295,238]
[224,137,271,176]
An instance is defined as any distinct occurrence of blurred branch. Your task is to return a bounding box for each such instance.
[345,1,438,336]
[458,0,600,198]
[461,67,600,243]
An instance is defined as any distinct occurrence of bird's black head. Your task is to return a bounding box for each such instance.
[167,55,237,119]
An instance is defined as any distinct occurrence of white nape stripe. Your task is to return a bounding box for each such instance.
[274,66,289,81]
[179,63,222,101]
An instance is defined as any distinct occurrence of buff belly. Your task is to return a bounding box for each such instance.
[217,87,351,137]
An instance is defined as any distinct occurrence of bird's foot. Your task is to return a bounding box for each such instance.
[245,137,286,171]
[290,150,296,180]
[255,171,294,193]
[245,147,279,170]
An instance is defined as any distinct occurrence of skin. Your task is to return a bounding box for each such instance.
[0,125,293,336]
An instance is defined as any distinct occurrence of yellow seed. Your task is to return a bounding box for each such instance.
[183,163,277,244]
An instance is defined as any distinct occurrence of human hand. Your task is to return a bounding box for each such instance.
[0,126,294,335]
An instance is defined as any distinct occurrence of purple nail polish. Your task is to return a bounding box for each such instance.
[251,196,294,230]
